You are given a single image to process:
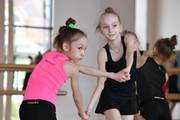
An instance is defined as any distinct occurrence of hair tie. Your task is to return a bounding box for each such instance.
[168,38,171,41]
[172,48,176,52]
[68,23,74,28]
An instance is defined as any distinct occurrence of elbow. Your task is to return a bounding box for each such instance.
[72,92,82,102]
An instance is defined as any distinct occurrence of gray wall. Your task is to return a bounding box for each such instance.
[53,0,135,120]
[54,0,180,119]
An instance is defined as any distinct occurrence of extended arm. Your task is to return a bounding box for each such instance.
[124,33,137,72]
[77,64,125,81]
[85,48,107,115]
[77,62,130,82]
[64,61,89,120]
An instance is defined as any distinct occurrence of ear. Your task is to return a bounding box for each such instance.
[62,42,70,52]
[153,46,156,52]
[152,46,157,55]
[119,24,123,33]
[99,28,104,35]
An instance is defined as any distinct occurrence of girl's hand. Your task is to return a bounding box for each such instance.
[78,111,90,120]
[85,108,91,117]
[115,69,130,82]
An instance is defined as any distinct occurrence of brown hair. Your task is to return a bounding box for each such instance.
[153,35,177,61]
[53,18,87,51]
[96,7,121,31]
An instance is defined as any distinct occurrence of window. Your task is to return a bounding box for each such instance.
[3,0,53,120]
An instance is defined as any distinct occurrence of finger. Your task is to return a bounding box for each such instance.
[121,76,130,80]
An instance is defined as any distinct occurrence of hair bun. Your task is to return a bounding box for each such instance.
[170,35,177,47]
[105,7,114,13]
[58,18,76,33]
[65,17,76,26]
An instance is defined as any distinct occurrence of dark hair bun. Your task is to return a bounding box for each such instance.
[65,17,76,26]
[170,35,177,47]
[105,7,114,13]
[58,18,76,33]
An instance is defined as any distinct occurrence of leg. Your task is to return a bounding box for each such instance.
[170,101,177,113]
[134,110,140,120]
[104,109,122,120]
[139,115,145,120]
[122,115,134,120]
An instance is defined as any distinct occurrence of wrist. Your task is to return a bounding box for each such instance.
[109,72,115,79]
[126,66,131,71]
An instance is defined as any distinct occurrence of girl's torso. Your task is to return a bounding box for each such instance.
[23,51,70,105]
[102,36,137,99]
[137,57,166,104]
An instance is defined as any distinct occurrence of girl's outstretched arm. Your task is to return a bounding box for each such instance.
[124,33,137,72]
[64,61,89,120]
[77,64,130,82]
[85,48,107,115]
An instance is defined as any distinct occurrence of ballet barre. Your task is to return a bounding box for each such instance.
[0,63,67,96]
[0,64,180,97]
[166,67,180,74]
[0,90,67,96]
[0,63,36,71]
[165,93,180,100]
[166,67,180,100]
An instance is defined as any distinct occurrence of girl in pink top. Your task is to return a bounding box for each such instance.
[19,18,130,120]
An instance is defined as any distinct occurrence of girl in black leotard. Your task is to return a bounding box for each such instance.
[86,7,138,120]
[136,35,178,120]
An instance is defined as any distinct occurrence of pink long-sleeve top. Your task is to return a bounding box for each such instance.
[23,51,70,105]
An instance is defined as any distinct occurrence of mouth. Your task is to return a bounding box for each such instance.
[108,34,115,37]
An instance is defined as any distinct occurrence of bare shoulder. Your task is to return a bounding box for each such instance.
[137,55,148,69]
[64,61,79,78]
[143,50,151,56]
[124,33,136,41]
[97,48,107,62]
[124,33,136,46]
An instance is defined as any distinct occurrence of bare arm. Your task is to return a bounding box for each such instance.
[124,33,137,72]
[77,64,129,81]
[85,48,107,114]
[77,64,115,78]
[64,61,89,120]
[165,73,169,83]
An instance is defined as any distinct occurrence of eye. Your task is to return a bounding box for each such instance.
[113,24,117,27]
[78,47,83,50]
[102,26,108,29]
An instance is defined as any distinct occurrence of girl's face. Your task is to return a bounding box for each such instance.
[100,13,122,41]
[66,36,88,63]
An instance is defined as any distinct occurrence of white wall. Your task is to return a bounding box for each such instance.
[53,0,135,120]
[135,0,147,50]
[54,0,101,120]
[146,1,180,119]
[147,0,180,50]
[52,0,180,120]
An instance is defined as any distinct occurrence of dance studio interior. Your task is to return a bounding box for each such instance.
[0,0,179,120]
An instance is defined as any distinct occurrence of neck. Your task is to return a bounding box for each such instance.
[153,57,163,65]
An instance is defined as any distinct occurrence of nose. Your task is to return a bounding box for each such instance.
[109,26,113,32]
[81,50,85,56]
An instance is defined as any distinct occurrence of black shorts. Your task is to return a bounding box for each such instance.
[140,99,171,120]
[136,94,140,110]
[95,93,138,115]
[19,100,57,120]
